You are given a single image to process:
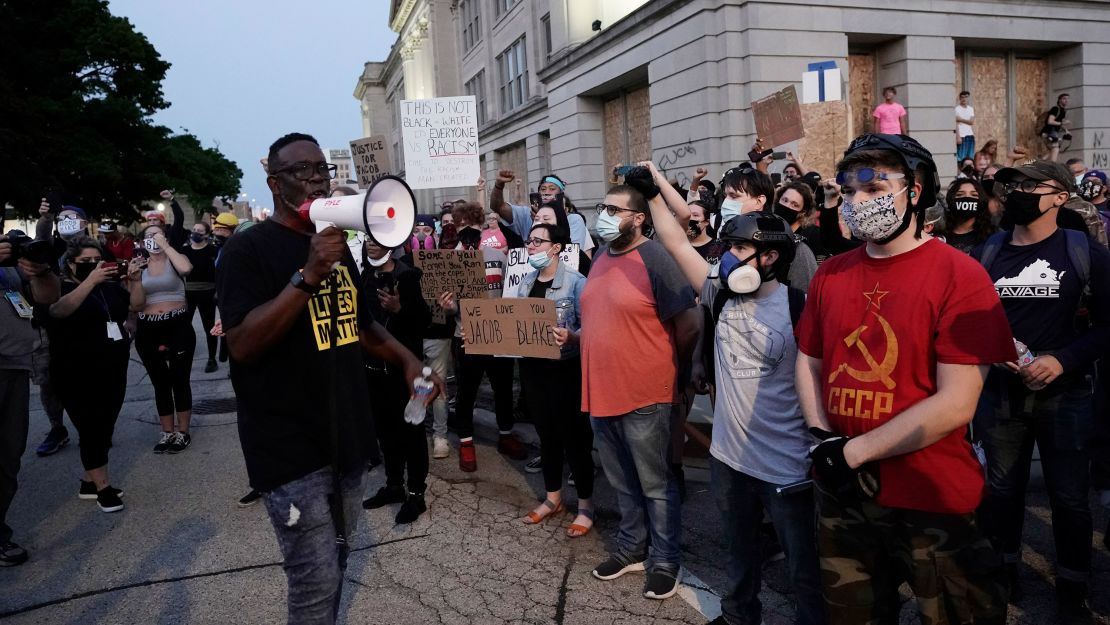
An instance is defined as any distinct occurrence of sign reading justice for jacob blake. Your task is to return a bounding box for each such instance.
[400,96,480,190]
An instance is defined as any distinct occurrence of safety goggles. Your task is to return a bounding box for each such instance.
[835,168,906,187]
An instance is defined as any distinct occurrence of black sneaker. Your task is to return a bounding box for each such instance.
[80,481,123,500]
[153,431,174,453]
[362,486,406,510]
[643,568,680,600]
[96,487,124,513]
[204,358,218,373]
[591,555,646,580]
[167,431,191,454]
[0,541,28,567]
[395,492,427,524]
[36,426,70,456]
[238,489,262,508]
[524,456,543,474]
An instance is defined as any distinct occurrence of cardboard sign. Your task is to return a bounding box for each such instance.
[502,244,580,297]
[459,297,560,360]
[413,249,488,324]
[400,96,480,190]
[349,136,391,188]
[752,86,805,148]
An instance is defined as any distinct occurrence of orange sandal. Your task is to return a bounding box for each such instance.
[523,498,563,524]
[566,507,594,538]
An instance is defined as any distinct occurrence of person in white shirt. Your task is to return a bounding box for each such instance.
[955,91,976,164]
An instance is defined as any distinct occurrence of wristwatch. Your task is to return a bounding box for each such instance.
[290,269,320,294]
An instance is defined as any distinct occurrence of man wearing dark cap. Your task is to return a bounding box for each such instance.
[973,159,1110,624]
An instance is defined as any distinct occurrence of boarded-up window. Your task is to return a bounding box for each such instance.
[849,54,875,138]
[970,55,1010,161]
[1015,59,1048,154]
[496,142,529,205]
[603,86,652,180]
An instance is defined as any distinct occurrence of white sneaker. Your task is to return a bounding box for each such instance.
[432,437,450,459]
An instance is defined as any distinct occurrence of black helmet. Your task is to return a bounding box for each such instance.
[840,133,940,209]
[718,213,797,273]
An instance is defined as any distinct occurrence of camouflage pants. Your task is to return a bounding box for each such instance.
[816,486,1007,625]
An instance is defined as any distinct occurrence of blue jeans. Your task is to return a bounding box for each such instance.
[591,403,681,572]
[262,466,366,625]
[711,458,825,625]
[974,371,1094,581]
[957,134,976,162]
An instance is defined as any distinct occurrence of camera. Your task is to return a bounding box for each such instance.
[0,230,61,267]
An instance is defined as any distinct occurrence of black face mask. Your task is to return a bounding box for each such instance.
[1079,180,1103,201]
[774,204,802,225]
[457,227,482,250]
[213,234,229,246]
[74,261,96,281]
[952,198,983,215]
[1004,191,1051,226]
[189,232,206,243]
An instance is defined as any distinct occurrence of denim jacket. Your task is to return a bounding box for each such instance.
[518,260,586,360]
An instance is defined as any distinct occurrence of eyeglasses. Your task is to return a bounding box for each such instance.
[723,166,757,178]
[835,168,906,186]
[595,203,640,217]
[271,161,338,181]
[992,178,1065,199]
[525,237,552,246]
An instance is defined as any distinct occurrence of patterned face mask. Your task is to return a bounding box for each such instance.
[840,187,908,242]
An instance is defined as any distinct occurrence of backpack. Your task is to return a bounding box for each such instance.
[702,285,806,387]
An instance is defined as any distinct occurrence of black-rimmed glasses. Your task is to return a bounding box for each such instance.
[993,178,1065,199]
[525,237,552,246]
[595,203,640,217]
[271,162,338,181]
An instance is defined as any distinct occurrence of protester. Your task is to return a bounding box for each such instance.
[872,87,907,135]
[181,220,221,372]
[941,178,995,254]
[438,201,526,471]
[794,133,1014,624]
[29,200,71,457]
[515,222,595,537]
[774,180,829,264]
[489,170,596,258]
[212,212,239,249]
[648,167,825,623]
[956,90,976,163]
[687,200,725,265]
[217,132,438,624]
[0,233,60,566]
[1041,94,1070,162]
[532,201,592,275]
[480,209,512,250]
[580,173,699,600]
[359,237,432,524]
[972,160,1110,624]
[815,178,863,257]
[437,206,458,250]
[1079,170,1108,213]
[45,237,136,513]
[1067,158,1088,187]
[133,224,195,453]
[408,214,437,256]
[36,203,88,246]
[157,190,189,248]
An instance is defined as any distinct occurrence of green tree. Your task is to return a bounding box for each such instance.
[0,0,242,223]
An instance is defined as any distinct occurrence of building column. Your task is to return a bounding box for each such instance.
[877,36,957,179]
[1052,43,1110,168]
[526,134,547,191]
[549,96,605,213]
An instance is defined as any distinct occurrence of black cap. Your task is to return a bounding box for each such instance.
[995,160,1076,193]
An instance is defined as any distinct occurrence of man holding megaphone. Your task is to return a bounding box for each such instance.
[216,132,443,625]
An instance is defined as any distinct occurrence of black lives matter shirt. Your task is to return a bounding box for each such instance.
[973,228,1110,376]
[217,220,375,491]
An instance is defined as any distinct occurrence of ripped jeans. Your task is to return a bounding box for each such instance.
[262,466,366,625]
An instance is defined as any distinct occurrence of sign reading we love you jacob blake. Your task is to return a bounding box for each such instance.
[400,96,480,190]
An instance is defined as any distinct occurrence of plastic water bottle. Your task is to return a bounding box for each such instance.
[1014,340,1045,391]
[403,367,434,425]
[555,299,572,328]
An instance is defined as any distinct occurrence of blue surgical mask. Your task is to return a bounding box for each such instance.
[719,198,743,224]
[595,210,623,242]
[527,251,553,269]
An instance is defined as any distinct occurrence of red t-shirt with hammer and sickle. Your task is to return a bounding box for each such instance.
[796,238,1014,513]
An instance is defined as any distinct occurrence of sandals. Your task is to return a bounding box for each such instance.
[523,498,563,525]
[566,507,595,538]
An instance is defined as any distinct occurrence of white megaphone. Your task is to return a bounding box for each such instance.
[296,175,416,249]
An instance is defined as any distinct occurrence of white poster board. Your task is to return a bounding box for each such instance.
[502,244,580,297]
[400,96,480,190]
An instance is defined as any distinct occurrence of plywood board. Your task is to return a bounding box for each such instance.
[627,87,653,164]
[1015,58,1048,156]
[849,54,875,140]
[799,100,850,179]
[970,56,1009,162]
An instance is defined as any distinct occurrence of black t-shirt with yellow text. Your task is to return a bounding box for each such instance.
[216,220,375,492]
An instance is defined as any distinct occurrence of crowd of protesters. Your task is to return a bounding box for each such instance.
[2,115,1109,625]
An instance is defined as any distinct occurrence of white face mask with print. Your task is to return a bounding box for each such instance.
[57,219,85,238]
[840,187,909,242]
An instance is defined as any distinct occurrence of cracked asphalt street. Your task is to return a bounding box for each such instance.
[1,318,1107,624]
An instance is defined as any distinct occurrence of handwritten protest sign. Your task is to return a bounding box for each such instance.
[400,96,480,190]
[752,86,805,148]
[502,244,580,297]
[349,135,391,188]
[413,249,488,324]
[459,298,560,359]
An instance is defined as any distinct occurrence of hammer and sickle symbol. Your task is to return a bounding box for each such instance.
[827,310,899,389]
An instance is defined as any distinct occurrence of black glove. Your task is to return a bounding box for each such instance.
[808,427,880,500]
[624,166,660,200]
